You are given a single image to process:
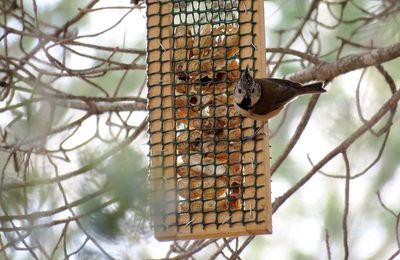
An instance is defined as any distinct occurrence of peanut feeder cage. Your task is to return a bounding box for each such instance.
[146,0,272,241]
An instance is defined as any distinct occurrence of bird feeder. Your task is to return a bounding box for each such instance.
[146,0,271,241]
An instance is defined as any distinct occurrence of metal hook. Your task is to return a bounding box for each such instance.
[159,43,166,51]
[251,156,256,170]
[222,215,232,224]
[185,219,193,227]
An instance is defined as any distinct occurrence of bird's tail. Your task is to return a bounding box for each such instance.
[299,81,326,94]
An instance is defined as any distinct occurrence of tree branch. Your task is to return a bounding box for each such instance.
[2,117,148,191]
[266,47,322,65]
[271,95,320,175]
[55,99,147,113]
[272,86,400,213]
[342,152,350,260]
[289,42,400,82]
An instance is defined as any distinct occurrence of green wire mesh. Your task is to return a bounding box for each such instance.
[147,0,271,240]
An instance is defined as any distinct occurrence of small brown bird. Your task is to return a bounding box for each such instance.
[234,67,326,121]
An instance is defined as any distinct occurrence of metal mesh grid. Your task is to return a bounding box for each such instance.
[147,0,271,240]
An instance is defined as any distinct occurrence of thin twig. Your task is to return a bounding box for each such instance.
[273,87,400,213]
[325,229,332,260]
[271,95,321,175]
[342,152,350,260]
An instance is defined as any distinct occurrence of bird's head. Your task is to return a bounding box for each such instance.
[234,66,261,110]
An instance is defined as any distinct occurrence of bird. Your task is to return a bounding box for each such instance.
[233,66,326,122]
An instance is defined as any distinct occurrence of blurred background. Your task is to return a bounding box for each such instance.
[1,0,399,259]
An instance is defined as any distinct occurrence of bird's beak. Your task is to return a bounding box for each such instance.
[241,95,252,109]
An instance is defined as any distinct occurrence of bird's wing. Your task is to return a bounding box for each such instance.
[264,78,302,89]
[253,78,300,116]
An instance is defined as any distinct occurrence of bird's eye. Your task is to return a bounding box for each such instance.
[238,89,242,93]
[252,89,255,93]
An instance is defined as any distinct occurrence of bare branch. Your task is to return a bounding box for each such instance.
[266,47,323,65]
[273,87,400,213]
[289,42,400,82]
[55,99,147,113]
[271,95,321,175]
[342,152,350,260]
[325,229,332,260]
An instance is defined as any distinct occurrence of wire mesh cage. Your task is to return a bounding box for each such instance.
[147,0,271,240]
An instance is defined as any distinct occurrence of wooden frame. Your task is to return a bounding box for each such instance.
[147,0,272,241]
[239,0,272,236]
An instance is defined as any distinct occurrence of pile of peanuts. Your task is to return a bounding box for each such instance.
[173,23,244,216]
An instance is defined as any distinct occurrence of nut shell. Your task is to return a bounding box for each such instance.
[177,176,228,199]
[172,23,243,211]
[178,199,228,213]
